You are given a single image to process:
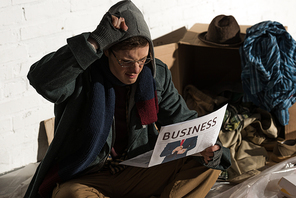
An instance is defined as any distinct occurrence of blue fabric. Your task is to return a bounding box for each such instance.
[239,21,296,125]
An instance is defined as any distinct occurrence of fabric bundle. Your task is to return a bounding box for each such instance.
[239,21,296,125]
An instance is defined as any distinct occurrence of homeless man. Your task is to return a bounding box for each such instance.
[25,1,231,197]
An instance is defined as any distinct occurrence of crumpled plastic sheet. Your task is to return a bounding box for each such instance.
[0,163,39,198]
[209,156,296,198]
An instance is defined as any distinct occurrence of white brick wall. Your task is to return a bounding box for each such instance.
[1,0,296,174]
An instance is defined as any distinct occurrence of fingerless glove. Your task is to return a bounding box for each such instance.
[90,12,126,53]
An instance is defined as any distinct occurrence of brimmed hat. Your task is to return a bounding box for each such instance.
[198,15,245,47]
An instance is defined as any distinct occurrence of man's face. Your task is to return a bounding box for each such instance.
[105,44,149,85]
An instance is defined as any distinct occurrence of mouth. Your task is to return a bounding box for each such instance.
[126,73,138,79]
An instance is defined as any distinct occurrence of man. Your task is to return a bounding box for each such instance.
[25,1,231,197]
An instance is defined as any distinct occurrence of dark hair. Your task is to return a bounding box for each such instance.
[110,36,149,52]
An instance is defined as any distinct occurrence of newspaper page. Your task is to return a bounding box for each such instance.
[121,104,227,168]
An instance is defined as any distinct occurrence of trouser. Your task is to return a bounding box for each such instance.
[52,157,221,198]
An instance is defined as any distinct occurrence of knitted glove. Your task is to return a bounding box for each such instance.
[90,12,126,53]
[206,140,223,167]
[194,140,231,171]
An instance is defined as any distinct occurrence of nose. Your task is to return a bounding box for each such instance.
[129,62,142,73]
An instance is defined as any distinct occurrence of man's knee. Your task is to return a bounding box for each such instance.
[52,182,103,198]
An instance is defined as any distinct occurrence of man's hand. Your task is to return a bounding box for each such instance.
[200,144,220,164]
[111,15,128,31]
[88,15,128,50]
[89,13,129,52]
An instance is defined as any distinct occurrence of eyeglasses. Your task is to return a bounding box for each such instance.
[111,50,152,68]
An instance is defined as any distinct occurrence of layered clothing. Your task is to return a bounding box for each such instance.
[25,1,231,197]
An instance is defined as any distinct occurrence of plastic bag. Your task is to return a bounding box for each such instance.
[212,156,296,198]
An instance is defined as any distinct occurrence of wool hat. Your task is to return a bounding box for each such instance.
[198,15,245,47]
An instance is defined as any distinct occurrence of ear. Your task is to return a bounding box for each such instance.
[104,50,109,57]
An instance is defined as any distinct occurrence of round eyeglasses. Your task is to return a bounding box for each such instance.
[111,50,151,67]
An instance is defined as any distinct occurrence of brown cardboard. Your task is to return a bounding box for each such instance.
[153,26,187,93]
[153,26,187,47]
[37,117,55,161]
[285,104,296,139]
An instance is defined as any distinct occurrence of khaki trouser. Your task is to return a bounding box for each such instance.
[52,157,221,198]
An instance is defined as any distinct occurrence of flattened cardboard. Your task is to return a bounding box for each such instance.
[153,26,187,47]
[154,43,181,92]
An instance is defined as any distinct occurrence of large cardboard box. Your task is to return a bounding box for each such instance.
[153,23,296,139]
[154,24,249,95]
[177,23,248,95]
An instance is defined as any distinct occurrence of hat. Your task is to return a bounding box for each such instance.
[198,15,245,47]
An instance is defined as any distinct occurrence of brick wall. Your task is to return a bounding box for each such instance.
[1,0,296,174]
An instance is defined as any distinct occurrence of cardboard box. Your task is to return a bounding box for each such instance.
[154,23,248,96]
[177,24,246,95]
[153,23,296,140]
[278,175,296,197]
[284,104,296,139]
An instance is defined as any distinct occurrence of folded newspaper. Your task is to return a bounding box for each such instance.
[120,104,228,168]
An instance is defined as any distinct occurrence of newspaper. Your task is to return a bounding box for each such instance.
[120,104,228,168]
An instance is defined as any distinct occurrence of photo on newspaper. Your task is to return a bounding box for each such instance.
[120,104,228,168]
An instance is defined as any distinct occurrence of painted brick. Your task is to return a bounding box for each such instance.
[0,63,14,81]
[0,95,40,118]
[0,44,28,64]
[11,143,36,166]
[20,19,65,40]
[0,127,38,160]
[13,61,31,78]
[64,10,105,33]
[70,0,109,12]
[0,0,10,8]
[24,33,71,60]
[0,6,23,26]
[13,106,54,131]
[0,118,12,132]
[0,28,20,45]
[0,149,11,168]
[12,0,38,5]
[3,78,27,98]
[0,132,17,151]
[23,0,70,22]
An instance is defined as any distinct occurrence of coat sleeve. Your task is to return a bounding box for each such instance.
[154,59,198,127]
[27,33,102,104]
